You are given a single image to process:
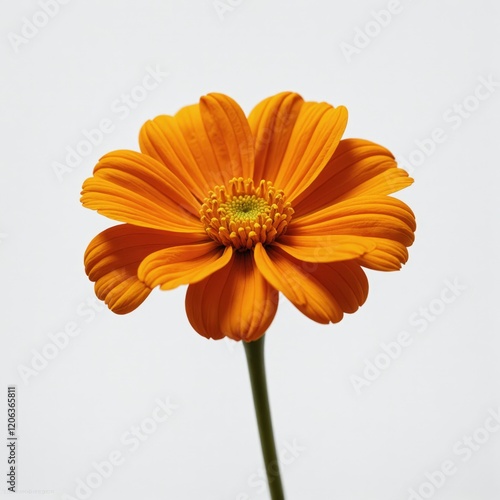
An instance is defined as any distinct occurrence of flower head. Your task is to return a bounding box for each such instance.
[81,92,416,341]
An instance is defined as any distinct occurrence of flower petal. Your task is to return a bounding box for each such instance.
[139,113,211,201]
[139,93,254,199]
[291,195,416,247]
[185,251,278,341]
[248,92,304,182]
[248,92,348,200]
[200,93,254,182]
[254,244,368,323]
[138,242,232,290]
[81,150,202,232]
[290,195,416,271]
[274,234,375,262]
[355,238,410,271]
[294,139,414,216]
[85,224,204,314]
[275,102,347,200]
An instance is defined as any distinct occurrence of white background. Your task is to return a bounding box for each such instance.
[1,1,500,499]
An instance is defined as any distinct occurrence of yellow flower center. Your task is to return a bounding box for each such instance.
[200,177,294,250]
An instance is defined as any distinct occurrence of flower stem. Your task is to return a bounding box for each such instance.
[244,335,285,500]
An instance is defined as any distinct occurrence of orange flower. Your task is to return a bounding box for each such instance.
[81,92,416,341]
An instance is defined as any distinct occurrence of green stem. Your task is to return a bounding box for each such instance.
[244,335,285,500]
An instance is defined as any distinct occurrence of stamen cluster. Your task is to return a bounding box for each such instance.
[200,177,294,250]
